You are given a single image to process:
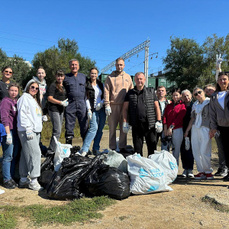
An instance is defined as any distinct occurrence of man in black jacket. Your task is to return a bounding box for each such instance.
[122,72,162,156]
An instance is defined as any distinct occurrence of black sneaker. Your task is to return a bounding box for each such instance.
[3,180,16,189]
[214,168,223,176]
[66,137,72,145]
[215,168,228,176]
[223,173,229,181]
[11,179,18,187]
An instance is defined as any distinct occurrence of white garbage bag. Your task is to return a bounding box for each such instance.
[148,150,178,184]
[127,154,173,194]
[53,137,72,171]
[103,150,128,173]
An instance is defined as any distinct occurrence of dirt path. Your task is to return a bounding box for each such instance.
[0,129,228,229]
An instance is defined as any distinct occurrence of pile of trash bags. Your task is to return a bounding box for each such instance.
[40,139,178,201]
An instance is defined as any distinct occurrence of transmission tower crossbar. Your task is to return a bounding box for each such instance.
[101,39,150,73]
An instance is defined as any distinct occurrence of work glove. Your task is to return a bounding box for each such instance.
[95,102,104,111]
[185,137,190,150]
[6,133,12,145]
[42,115,48,122]
[216,54,223,70]
[87,109,92,120]
[105,105,112,116]
[122,122,130,134]
[26,130,34,140]
[61,99,69,107]
[155,121,163,133]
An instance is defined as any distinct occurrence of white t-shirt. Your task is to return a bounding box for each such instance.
[218,91,227,109]
[93,84,103,108]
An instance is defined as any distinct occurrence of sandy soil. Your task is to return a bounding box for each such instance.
[0,129,228,229]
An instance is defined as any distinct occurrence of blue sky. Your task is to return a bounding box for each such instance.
[1,0,229,76]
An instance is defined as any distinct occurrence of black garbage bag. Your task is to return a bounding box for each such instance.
[70,146,81,156]
[46,154,102,200]
[83,164,130,200]
[38,154,55,189]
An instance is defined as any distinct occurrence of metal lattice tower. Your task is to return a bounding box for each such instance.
[101,39,150,78]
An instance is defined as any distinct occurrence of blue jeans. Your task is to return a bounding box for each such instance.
[49,111,64,151]
[2,129,20,182]
[81,108,106,152]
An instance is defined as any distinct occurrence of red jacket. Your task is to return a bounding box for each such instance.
[163,100,186,129]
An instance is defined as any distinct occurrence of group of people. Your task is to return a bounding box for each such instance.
[0,56,229,195]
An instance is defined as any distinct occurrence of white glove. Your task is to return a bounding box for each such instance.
[95,102,103,111]
[105,105,112,116]
[6,133,12,145]
[155,121,163,133]
[87,109,92,120]
[122,122,130,134]
[42,115,48,122]
[216,54,223,70]
[26,130,34,140]
[185,137,190,150]
[61,99,69,107]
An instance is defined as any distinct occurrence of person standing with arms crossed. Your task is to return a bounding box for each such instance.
[104,58,133,153]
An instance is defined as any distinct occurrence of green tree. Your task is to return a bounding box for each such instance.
[0,49,31,85]
[163,37,204,91]
[200,34,229,85]
[0,48,8,68]
[24,38,96,87]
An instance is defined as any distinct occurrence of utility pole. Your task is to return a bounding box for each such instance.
[101,39,150,74]
[144,45,149,87]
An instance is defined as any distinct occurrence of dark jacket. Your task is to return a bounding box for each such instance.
[63,72,86,101]
[86,79,104,112]
[127,86,157,129]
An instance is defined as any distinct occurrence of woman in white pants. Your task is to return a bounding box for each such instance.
[185,87,213,180]
[17,80,43,191]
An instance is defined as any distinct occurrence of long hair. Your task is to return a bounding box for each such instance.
[25,81,41,107]
[55,69,65,92]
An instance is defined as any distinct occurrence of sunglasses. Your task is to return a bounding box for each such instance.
[4,70,13,74]
[194,91,202,97]
[30,86,39,90]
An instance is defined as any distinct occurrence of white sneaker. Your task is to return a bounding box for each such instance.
[81,151,87,157]
[188,170,194,178]
[182,170,187,178]
[29,180,43,191]
[0,188,5,194]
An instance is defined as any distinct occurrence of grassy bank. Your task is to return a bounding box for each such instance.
[0,196,116,229]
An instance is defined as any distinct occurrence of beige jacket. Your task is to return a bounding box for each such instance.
[104,71,133,106]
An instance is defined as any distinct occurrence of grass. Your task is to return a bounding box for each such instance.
[41,119,80,141]
[0,196,116,228]
[202,196,229,213]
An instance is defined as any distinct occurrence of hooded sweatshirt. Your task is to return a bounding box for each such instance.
[17,92,42,132]
[24,76,47,109]
[0,97,17,130]
[104,71,133,106]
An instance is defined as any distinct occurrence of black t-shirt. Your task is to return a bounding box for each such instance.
[136,89,147,122]
[47,82,67,113]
